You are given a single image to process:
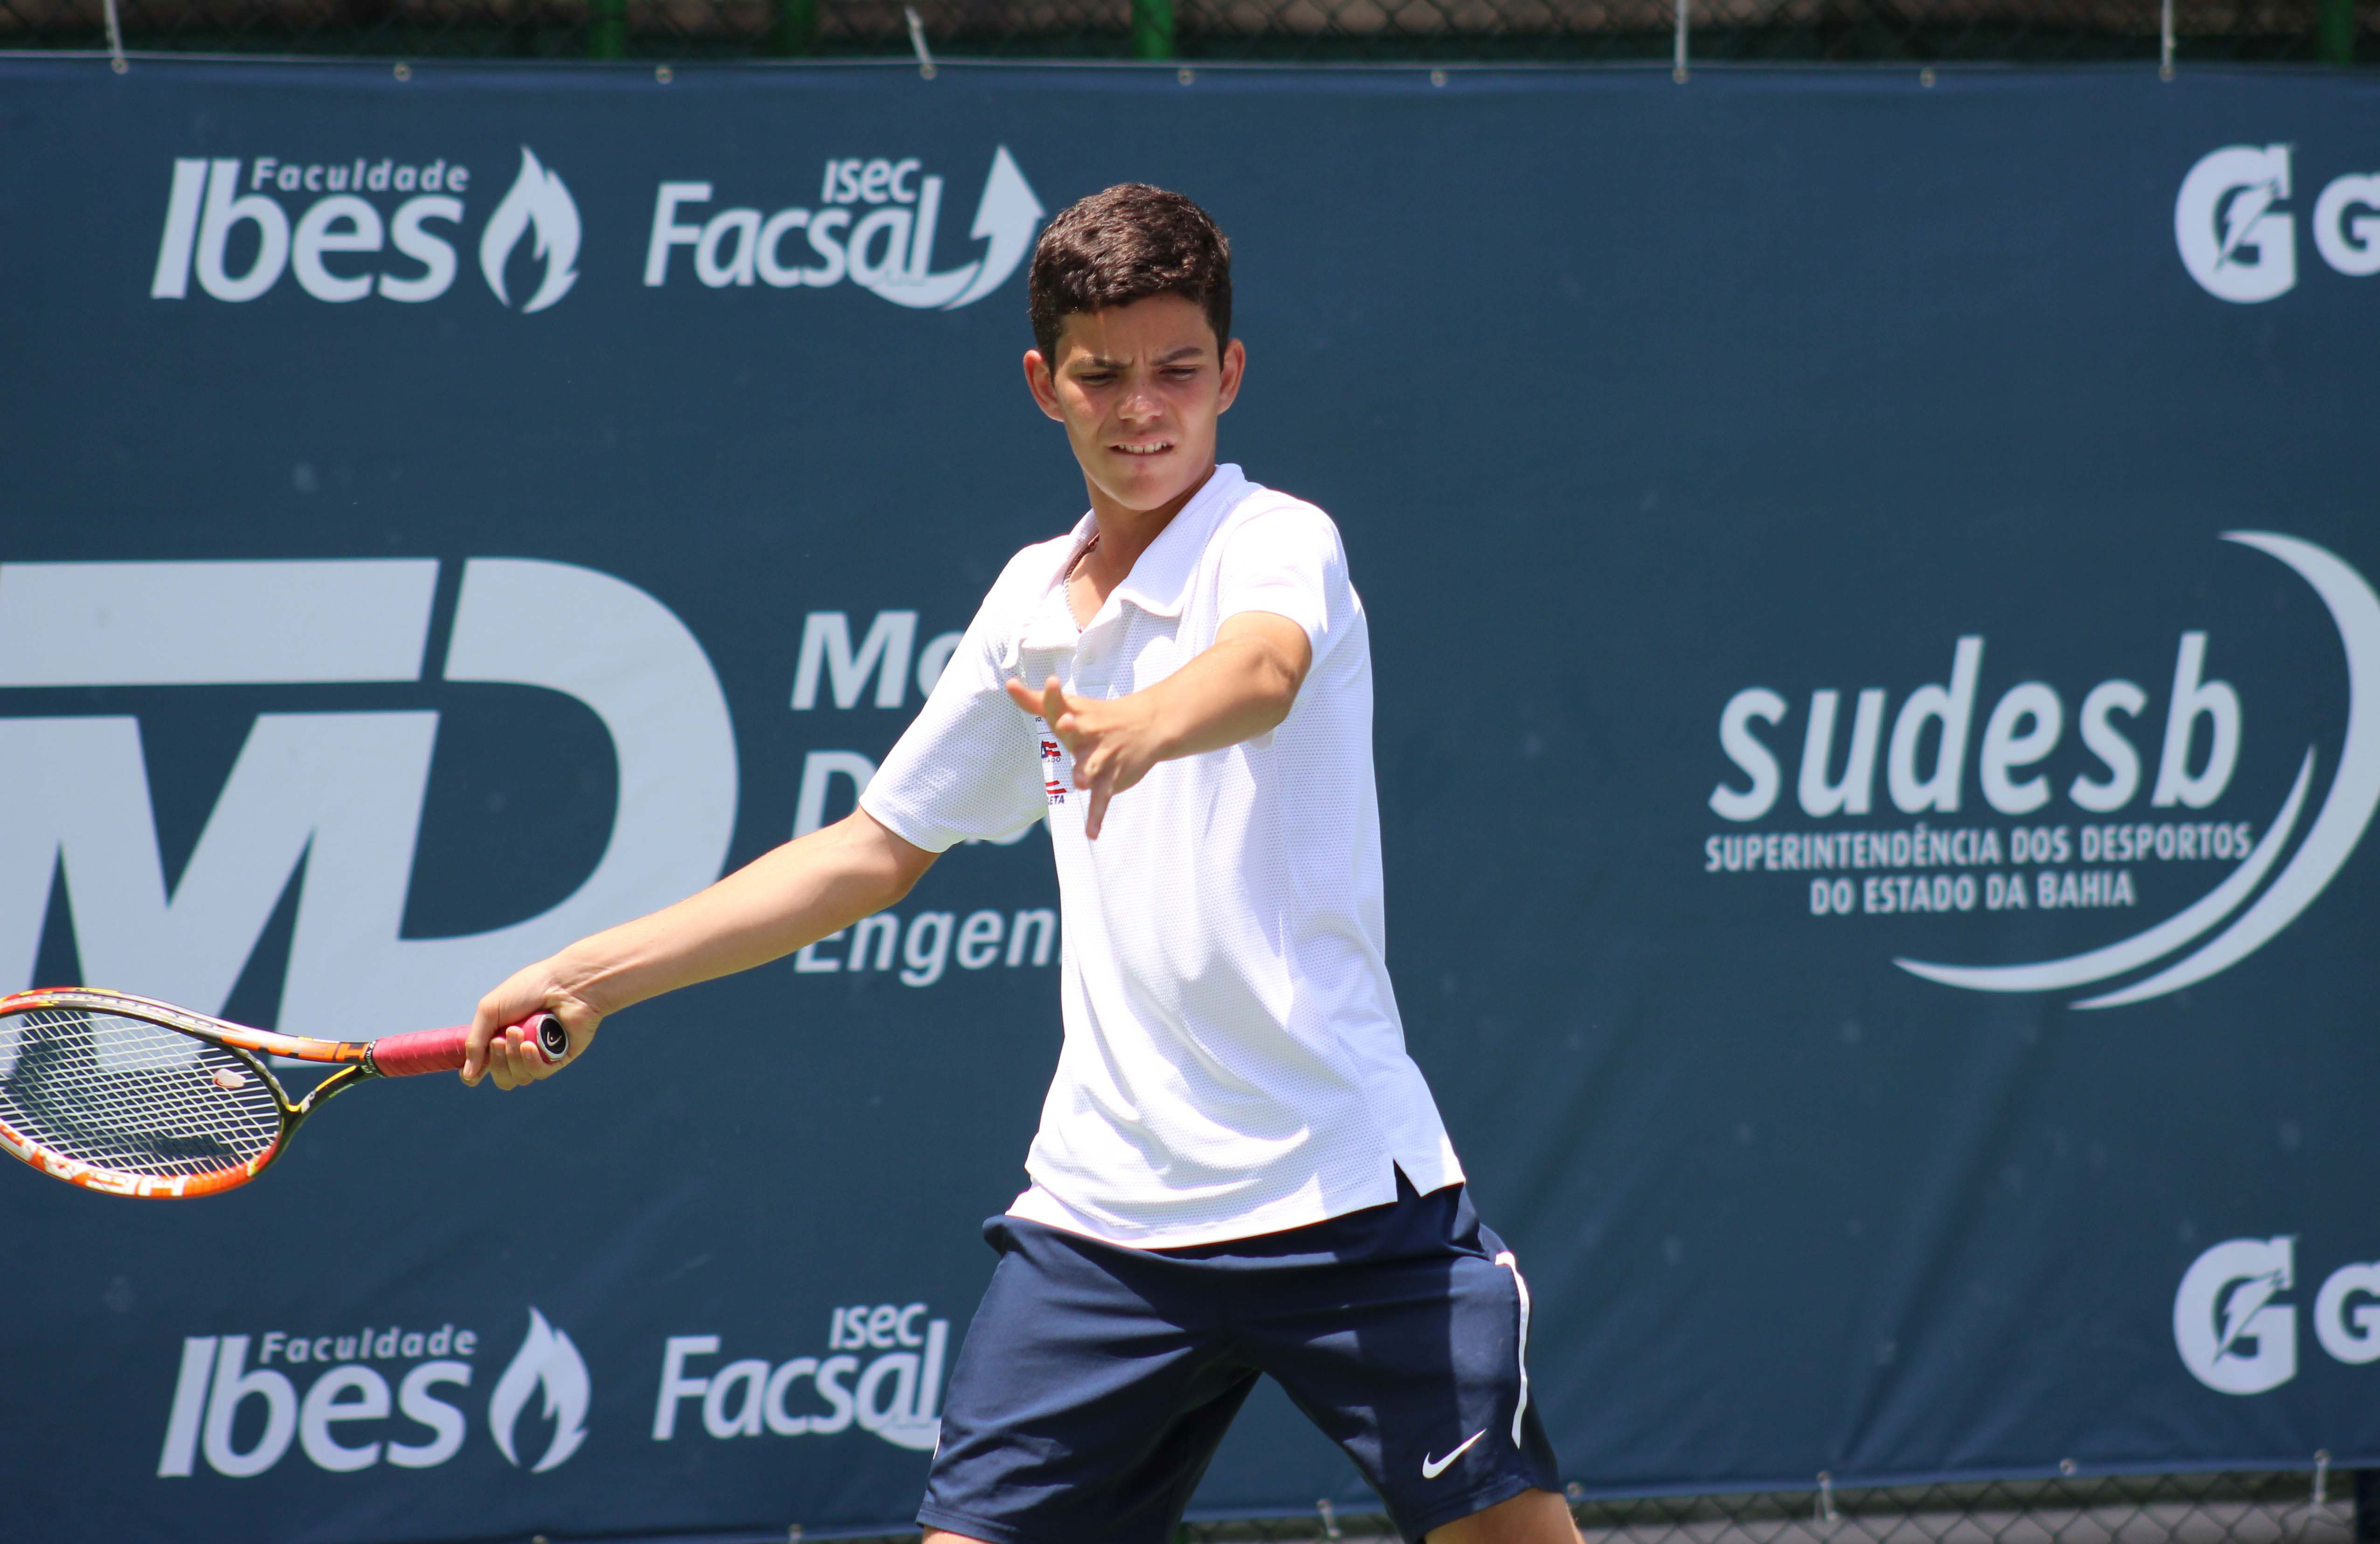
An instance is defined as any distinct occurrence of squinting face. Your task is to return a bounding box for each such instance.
[1026,293,1245,516]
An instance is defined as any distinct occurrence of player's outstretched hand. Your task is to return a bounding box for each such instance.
[1005,674,1160,841]
[463,962,601,1091]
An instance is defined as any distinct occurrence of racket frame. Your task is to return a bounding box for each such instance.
[2,987,408,1199]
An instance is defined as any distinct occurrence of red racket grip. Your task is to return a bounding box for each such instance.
[370,1013,568,1077]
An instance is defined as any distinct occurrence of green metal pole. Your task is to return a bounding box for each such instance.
[2318,0,2352,63]
[769,0,816,55]
[588,0,625,58]
[1131,0,1173,60]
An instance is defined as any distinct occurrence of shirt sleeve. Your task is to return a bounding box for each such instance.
[1212,500,1349,665]
[859,572,1047,854]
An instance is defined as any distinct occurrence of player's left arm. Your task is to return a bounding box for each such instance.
[1004,611,1312,840]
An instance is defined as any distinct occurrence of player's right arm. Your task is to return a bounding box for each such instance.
[462,809,935,1089]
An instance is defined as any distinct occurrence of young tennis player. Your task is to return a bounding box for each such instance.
[464,184,1577,1544]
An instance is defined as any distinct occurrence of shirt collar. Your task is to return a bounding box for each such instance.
[1108,463,1250,620]
[1010,465,1252,664]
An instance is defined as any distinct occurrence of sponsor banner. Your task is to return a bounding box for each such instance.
[1,56,2377,1544]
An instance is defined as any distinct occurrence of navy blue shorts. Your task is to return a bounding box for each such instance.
[918,1175,1562,1544]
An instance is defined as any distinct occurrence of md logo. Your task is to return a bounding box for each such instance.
[0,558,734,1039]
[2174,1237,2380,1395]
[2176,144,2380,303]
[152,146,580,311]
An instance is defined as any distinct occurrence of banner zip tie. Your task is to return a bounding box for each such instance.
[905,7,937,78]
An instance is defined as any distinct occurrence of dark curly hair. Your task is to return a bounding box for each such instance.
[1027,184,1232,362]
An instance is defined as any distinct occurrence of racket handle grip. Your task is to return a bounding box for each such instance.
[371,1013,569,1077]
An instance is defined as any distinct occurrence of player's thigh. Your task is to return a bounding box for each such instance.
[1254,1242,1559,1543]
[920,1220,1258,1544]
[1426,1486,1582,1544]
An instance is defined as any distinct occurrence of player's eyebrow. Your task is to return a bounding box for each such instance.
[1070,345,1209,369]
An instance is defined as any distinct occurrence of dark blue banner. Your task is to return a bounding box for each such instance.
[3,54,2378,1543]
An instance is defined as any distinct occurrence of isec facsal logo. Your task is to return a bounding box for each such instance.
[157,1307,588,1479]
[1704,532,2380,1007]
[2174,1237,2380,1396]
[151,147,579,310]
[643,147,1043,310]
[2176,144,2380,303]
[654,1301,951,1453]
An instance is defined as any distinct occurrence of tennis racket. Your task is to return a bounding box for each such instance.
[0,987,567,1199]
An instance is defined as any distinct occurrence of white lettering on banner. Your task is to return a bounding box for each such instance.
[2314,1262,2380,1365]
[794,906,1057,980]
[793,610,918,710]
[148,150,575,310]
[2313,174,2380,277]
[2175,144,2380,302]
[0,558,736,1040]
[1697,533,2380,1009]
[643,148,1044,311]
[156,1310,577,1478]
[655,1308,948,1451]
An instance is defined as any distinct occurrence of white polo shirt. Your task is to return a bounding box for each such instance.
[859,464,1462,1248]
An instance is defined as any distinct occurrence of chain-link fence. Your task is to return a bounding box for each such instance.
[788,1469,2380,1544]
[4,0,2373,64]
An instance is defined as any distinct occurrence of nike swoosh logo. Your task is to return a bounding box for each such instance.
[1421,1429,1487,1480]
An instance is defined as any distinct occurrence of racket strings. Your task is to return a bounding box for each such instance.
[0,1008,282,1177]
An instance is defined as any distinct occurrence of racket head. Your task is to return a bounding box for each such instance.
[0,989,329,1198]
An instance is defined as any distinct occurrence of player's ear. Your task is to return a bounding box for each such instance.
[1215,337,1246,415]
[1023,349,1065,422]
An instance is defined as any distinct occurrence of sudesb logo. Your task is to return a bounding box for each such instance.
[158,1308,588,1478]
[151,145,579,311]
[1704,532,2380,1006]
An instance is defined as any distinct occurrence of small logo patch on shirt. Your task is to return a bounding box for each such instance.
[1036,721,1067,805]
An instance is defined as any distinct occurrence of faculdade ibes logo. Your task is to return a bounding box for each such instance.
[151,145,579,310]
[157,1306,588,1478]
[1703,532,2380,1007]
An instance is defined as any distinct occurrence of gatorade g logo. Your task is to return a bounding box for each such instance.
[2176,145,2380,303]
[2174,1239,2380,1395]
[2177,145,2297,303]
[2174,1236,2297,1394]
